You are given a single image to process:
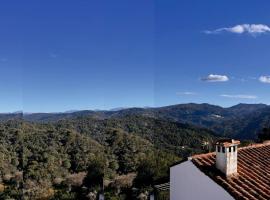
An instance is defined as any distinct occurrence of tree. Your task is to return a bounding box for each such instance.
[258,128,270,142]
[83,159,105,190]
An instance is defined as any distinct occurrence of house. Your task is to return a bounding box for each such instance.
[170,139,270,200]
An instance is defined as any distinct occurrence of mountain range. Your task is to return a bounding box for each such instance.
[1,103,269,139]
[0,103,269,199]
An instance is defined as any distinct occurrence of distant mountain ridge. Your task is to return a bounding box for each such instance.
[1,103,269,139]
[22,103,269,122]
[0,112,22,121]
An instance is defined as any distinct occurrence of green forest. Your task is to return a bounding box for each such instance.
[0,103,269,199]
[0,115,216,200]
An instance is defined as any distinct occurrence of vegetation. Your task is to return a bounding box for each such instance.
[258,128,270,142]
[0,114,216,199]
[0,104,268,199]
[22,103,270,139]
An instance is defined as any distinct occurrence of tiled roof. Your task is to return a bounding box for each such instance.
[192,144,270,200]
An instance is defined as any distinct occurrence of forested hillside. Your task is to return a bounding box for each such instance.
[55,115,216,155]
[0,115,215,199]
[213,106,270,139]
[24,103,270,139]
[0,103,268,199]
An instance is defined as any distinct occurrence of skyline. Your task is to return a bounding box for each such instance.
[4,101,270,114]
[0,0,270,112]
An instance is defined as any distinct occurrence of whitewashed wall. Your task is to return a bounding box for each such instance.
[170,161,234,200]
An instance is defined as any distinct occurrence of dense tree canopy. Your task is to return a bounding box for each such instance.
[0,115,218,199]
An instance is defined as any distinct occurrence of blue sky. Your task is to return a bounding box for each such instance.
[0,0,269,112]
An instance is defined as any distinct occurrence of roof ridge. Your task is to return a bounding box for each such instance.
[239,142,270,150]
[191,142,270,159]
[192,152,215,159]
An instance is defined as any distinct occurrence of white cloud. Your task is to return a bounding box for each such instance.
[259,76,270,83]
[220,94,258,99]
[201,74,229,82]
[176,92,197,95]
[205,24,270,36]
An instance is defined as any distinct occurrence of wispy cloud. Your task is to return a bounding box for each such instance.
[220,94,258,99]
[259,76,270,83]
[201,74,229,82]
[204,24,270,36]
[176,92,197,95]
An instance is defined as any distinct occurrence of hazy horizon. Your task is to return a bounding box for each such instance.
[1,101,269,114]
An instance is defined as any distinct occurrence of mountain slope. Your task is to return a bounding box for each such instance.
[0,118,209,199]
[55,115,217,155]
[214,106,270,139]
[22,103,270,139]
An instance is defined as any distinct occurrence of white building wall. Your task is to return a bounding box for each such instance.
[170,161,234,200]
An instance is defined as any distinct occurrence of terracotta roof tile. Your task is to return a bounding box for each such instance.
[192,144,270,200]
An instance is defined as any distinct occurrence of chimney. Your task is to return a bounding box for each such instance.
[215,139,240,177]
